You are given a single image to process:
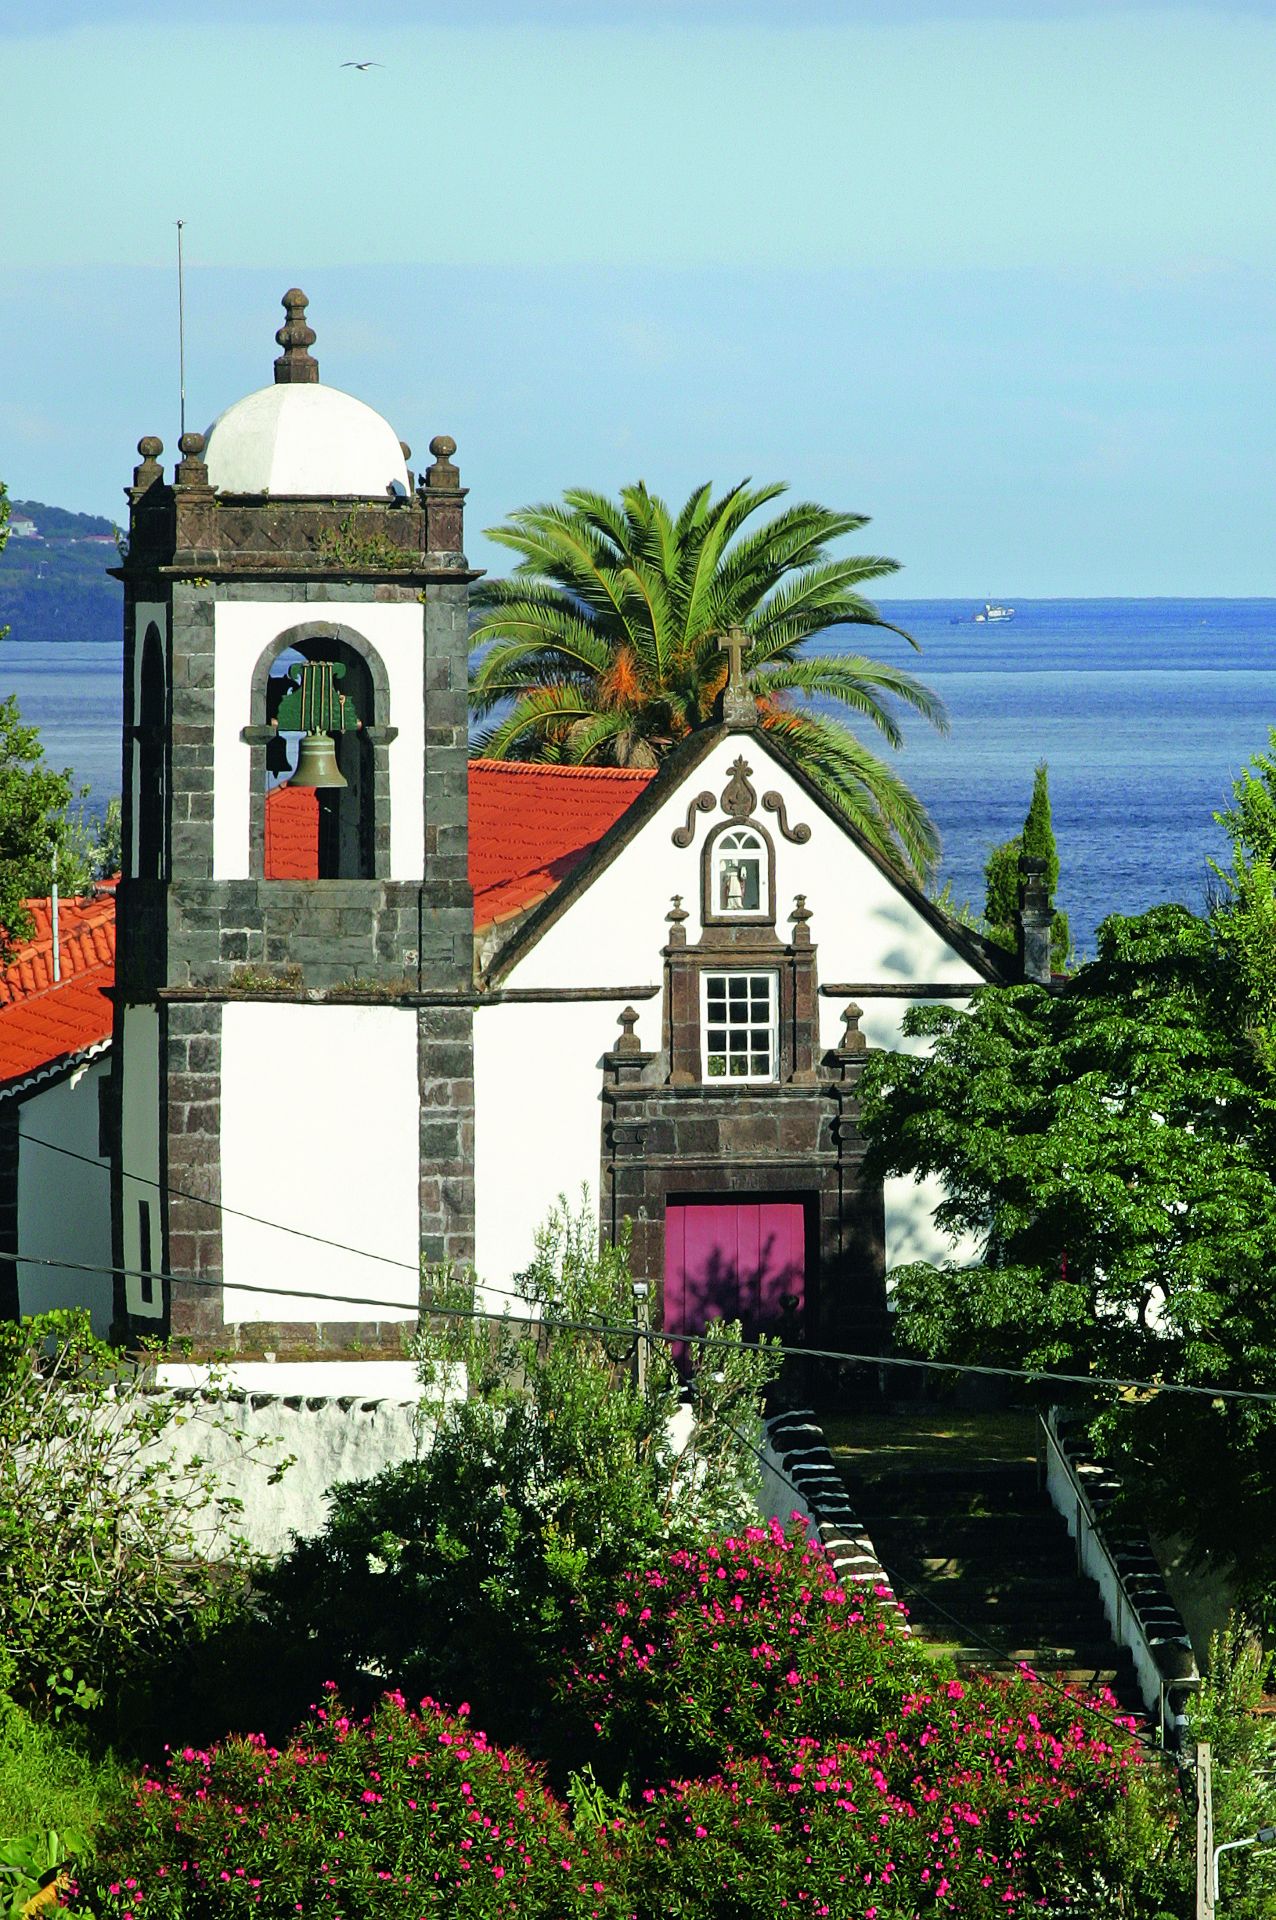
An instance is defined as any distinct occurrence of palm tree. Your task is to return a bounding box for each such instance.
[469,479,947,880]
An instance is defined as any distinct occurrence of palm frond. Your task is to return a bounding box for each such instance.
[750,656,949,740]
[759,704,941,882]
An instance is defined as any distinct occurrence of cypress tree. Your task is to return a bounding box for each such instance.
[982,762,1070,969]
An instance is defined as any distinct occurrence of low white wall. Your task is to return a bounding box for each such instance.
[150,1389,426,1559]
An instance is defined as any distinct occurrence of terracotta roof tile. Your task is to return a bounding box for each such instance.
[264,761,655,926]
[0,892,116,1089]
[467,761,654,930]
[0,763,655,1083]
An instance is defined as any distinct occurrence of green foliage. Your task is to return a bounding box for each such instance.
[265,1197,779,1749]
[0,1700,122,1871]
[0,1312,284,1725]
[1211,730,1276,1080]
[91,798,122,880]
[315,514,412,572]
[1185,1621,1276,1920]
[0,1825,91,1920]
[87,1537,1183,1919]
[860,900,1276,1605]
[88,1691,626,1920]
[982,761,1070,967]
[470,479,947,880]
[982,831,1022,948]
[0,495,121,649]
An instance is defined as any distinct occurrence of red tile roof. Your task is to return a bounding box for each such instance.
[1,762,655,1084]
[468,760,655,930]
[0,891,116,1090]
[263,761,655,926]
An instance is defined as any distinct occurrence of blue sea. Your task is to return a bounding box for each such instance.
[5,600,1276,955]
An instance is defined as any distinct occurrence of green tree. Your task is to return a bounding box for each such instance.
[1211,730,1276,1080]
[981,761,1070,968]
[859,901,1276,1616]
[469,480,948,881]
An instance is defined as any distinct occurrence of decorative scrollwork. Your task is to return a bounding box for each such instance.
[671,790,715,847]
[763,790,811,843]
[721,756,758,820]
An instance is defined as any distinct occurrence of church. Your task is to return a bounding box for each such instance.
[0,290,1036,1365]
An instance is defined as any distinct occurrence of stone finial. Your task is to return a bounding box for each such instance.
[666,893,689,947]
[838,1001,868,1055]
[790,893,813,947]
[175,430,209,487]
[717,625,758,729]
[399,441,412,462]
[615,1006,642,1055]
[1016,853,1052,985]
[132,435,164,490]
[274,287,319,384]
[426,434,459,489]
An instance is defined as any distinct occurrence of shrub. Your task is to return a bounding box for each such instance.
[558,1517,933,1782]
[563,1520,1183,1916]
[87,1688,628,1920]
[264,1199,779,1747]
[0,1311,286,1725]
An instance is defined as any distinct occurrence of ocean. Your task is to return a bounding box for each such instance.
[5,599,1276,954]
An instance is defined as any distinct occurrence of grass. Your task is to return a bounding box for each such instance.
[0,1698,128,1844]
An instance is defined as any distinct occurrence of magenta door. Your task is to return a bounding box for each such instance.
[663,1200,806,1361]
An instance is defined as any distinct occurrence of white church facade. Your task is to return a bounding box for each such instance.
[0,290,1036,1360]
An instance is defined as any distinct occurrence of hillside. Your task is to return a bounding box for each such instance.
[1,498,122,646]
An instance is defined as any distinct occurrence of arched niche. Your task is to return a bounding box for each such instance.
[137,622,166,879]
[244,622,396,880]
[701,818,776,925]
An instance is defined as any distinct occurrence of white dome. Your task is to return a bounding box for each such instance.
[203,382,410,497]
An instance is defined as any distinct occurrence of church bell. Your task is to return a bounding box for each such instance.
[289,729,347,789]
[272,657,356,790]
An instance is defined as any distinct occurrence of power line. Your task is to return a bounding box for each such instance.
[17,1138,1276,1407]
[19,1131,531,1313]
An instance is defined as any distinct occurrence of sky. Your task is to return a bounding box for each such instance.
[3,1,1275,593]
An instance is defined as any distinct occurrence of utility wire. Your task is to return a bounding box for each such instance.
[14,1128,1274,1405]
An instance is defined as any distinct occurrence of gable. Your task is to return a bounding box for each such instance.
[490,729,999,993]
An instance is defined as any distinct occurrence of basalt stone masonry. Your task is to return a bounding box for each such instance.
[110,291,477,1347]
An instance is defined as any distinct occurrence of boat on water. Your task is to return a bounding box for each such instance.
[974,602,1015,622]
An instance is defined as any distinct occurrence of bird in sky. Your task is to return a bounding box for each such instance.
[341,61,383,70]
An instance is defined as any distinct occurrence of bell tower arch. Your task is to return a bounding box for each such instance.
[111,291,476,1350]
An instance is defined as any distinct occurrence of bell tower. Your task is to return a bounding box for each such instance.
[111,290,476,1351]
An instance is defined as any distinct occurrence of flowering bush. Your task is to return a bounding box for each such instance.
[87,1527,1186,1918]
[86,1688,628,1920]
[563,1519,1184,1916]
[558,1515,935,1780]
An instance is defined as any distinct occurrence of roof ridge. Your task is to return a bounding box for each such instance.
[468,760,657,784]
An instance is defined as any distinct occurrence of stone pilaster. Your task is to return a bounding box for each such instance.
[417,1006,475,1272]
[162,1000,224,1338]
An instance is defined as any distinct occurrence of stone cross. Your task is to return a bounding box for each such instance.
[718,627,748,687]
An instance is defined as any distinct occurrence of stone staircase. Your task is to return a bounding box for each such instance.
[823,1408,1140,1705]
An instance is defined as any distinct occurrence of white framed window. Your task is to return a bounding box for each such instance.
[711,827,766,916]
[702,970,779,1082]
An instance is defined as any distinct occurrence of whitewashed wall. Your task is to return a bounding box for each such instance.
[473,998,638,1303]
[220,1002,420,1322]
[474,732,983,1299]
[16,1060,112,1333]
[210,602,426,880]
